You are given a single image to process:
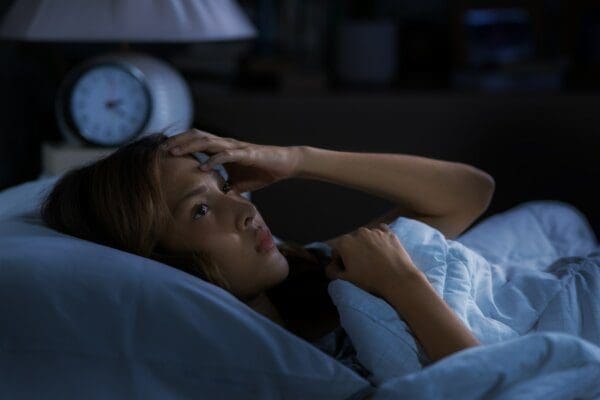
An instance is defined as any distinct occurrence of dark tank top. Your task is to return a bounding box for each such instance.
[303,241,371,379]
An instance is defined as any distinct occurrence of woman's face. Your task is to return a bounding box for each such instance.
[158,152,289,300]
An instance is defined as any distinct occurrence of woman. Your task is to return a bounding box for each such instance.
[40,128,494,374]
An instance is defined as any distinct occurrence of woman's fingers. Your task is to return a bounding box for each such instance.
[161,129,208,149]
[162,129,221,153]
[178,137,227,157]
[170,136,210,155]
[199,148,249,171]
[325,261,345,281]
[164,131,240,157]
[377,223,392,233]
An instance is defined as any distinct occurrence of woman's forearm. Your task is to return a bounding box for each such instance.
[293,146,494,219]
[382,273,480,363]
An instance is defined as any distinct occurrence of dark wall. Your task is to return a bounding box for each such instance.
[0,1,39,188]
[0,48,42,189]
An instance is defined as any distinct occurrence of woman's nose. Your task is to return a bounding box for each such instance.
[237,203,259,232]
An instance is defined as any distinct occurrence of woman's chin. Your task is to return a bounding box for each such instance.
[271,259,290,286]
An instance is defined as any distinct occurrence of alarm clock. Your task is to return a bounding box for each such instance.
[56,52,193,147]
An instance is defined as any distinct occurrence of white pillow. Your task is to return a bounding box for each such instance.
[0,177,374,399]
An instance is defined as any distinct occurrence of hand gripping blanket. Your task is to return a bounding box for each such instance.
[323,200,600,398]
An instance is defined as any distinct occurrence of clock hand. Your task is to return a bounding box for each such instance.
[105,99,123,108]
[108,74,115,99]
[110,105,128,119]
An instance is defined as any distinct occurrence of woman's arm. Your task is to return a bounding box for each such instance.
[292,146,495,239]
[323,221,480,365]
[381,272,481,363]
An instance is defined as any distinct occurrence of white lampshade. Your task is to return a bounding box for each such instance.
[0,0,257,42]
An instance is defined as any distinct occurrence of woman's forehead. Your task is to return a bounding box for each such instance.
[161,155,214,191]
[161,153,199,172]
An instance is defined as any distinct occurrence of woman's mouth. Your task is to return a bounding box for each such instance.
[256,228,276,253]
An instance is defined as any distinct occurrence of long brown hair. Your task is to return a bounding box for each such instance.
[40,132,336,330]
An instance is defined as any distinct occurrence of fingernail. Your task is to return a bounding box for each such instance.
[170,146,180,154]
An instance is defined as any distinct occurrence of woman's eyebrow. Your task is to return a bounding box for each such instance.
[174,170,222,214]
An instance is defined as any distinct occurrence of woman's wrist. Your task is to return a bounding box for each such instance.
[382,270,481,362]
[380,270,430,308]
[289,145,312,179]
[289,145,307,179]
[290,145,334,180]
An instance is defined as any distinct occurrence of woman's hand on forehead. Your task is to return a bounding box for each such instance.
[161,129,241,156]
[159,128,305,193]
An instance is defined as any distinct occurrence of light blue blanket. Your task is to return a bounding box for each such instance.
[322,201,600,398]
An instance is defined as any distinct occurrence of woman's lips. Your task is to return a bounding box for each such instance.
[256,228,275,253]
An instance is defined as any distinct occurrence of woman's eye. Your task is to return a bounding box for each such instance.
[193,203,208,220]
[192,180,233,220]
[222,179,232,193]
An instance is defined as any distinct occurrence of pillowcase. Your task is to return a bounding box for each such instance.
[0,177,374,400]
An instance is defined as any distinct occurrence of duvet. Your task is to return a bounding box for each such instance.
[323,200,600,399]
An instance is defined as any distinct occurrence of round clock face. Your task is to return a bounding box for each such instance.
[69,65,151,146]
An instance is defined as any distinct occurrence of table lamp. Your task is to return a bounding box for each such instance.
[0,0,257,147]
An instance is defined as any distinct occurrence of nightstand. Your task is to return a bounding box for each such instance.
[39,141,118,178]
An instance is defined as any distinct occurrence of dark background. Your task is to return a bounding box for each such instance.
[1,0,599,245]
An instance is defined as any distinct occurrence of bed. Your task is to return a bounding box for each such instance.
[1,176,600,399]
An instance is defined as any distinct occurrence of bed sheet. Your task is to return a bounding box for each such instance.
[324,200,600,399]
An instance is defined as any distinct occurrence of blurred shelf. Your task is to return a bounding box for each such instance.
[191,80,600,100]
